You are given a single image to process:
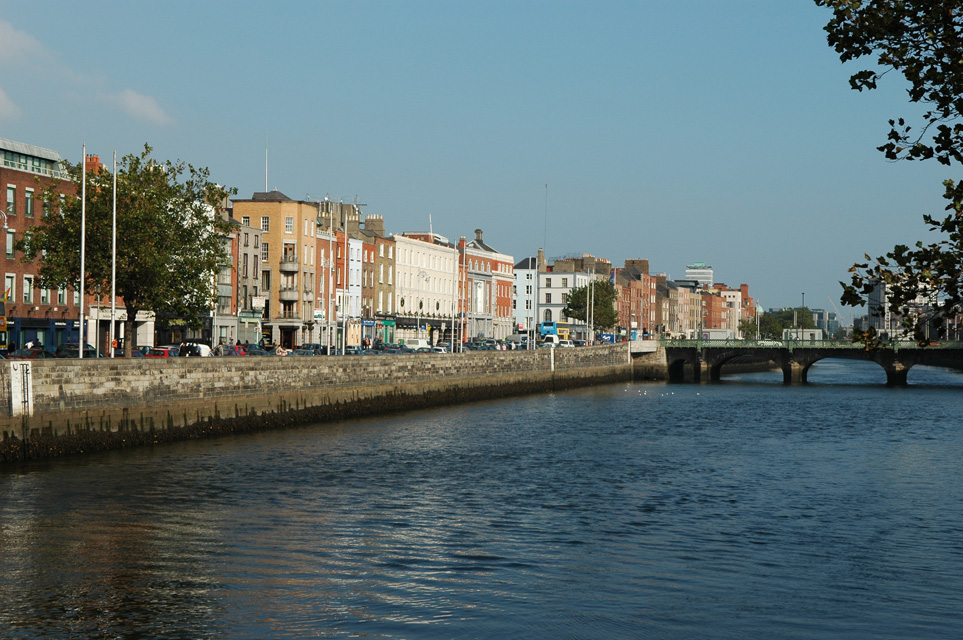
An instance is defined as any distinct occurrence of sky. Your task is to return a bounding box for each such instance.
[0,1,955,317]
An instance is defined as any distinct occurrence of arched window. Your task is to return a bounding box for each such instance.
[543,309,552,322]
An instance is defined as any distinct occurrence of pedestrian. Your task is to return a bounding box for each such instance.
[25,339,33,349]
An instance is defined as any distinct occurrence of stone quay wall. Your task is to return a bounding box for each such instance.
[0,344,634,463]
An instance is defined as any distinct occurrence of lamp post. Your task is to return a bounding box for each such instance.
[416,270,427,340]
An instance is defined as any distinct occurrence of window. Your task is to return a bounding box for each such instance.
[561,277,568,287]
[379,244,384,257]
[6,186,14,215]
[5,230,13,259]
[261,242,269,263]
[58,286,66,305]
[241,216,250,226]
[545,278,551,288]
[243,233,249,247]
[388,246,393,259]
[254,235,259,248]
[545,293,552,304]
[285,216,293,233]
[261,216,269,232]
[25,189,33,217]
[4,274,14,301]
[23,276,32,303]
[40,288,49,305]
[242,254,249,278]
[262,270,271,291]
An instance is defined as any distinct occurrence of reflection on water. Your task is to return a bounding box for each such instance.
[1,363,962,639]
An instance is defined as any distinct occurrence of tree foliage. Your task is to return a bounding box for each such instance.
[757,308,816,339]
[816,1,963,343]
[563,281,619,330]
[18,145,233,355]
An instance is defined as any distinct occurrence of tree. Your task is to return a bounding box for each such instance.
[563,281,619,330]
[19,145,233,355]
[738,317,758,339]
[757,308,816,339]
[816,1,963,344]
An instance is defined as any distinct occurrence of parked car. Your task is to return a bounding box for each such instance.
[113,348,145,358]
[7,348,55,359]
[221,345,248,356]
[344,346,362,355]
[558,339,575,348]
[246,347,273,356]
[146,347,179,358]
[757,339,784,347]
[297,343,329,355]
[55,343,102,358]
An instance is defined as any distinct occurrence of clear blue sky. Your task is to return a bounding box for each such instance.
[1,1,952,317]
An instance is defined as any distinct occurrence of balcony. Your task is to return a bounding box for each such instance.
[279,255,299,272]
[278,287,299,302]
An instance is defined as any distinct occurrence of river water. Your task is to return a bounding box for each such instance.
[1,360,962,639]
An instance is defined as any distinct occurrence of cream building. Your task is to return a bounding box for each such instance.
[394,233,458,346]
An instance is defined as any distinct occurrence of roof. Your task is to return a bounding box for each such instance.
[514,256,537,270]
[0,137,62,162]
[233,189,297,203]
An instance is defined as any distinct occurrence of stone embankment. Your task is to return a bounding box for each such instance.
[0,344,641,463]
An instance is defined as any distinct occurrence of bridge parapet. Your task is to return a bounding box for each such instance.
[662,338,963,354]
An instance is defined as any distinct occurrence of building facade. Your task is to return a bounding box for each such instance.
[232,190,320,348]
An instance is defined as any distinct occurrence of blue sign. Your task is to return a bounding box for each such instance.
[600,333,615,343]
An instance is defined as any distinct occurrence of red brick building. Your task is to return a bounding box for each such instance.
[0,137,82,350]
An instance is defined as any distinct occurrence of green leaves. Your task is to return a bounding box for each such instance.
[563,281,619,330]
[818,1,963,344]
[17,144,232,351]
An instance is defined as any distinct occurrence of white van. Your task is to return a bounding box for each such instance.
[403,338,431,350]
[541,334,559,346]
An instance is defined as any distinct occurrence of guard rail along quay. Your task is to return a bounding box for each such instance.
[0,344,634,464]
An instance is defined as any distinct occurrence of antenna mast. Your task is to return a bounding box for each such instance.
[265,133,268,191]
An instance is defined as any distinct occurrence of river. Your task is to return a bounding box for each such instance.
[1,360,961,639]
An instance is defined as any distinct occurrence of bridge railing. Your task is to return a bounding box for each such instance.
[661,338,963,352]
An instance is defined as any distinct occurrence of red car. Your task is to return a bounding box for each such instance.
[6,348,55,359]
[146,347,180,358]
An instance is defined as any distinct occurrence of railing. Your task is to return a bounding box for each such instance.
[661,338,963,353]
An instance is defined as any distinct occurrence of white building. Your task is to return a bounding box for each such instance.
[685,261,713,288]
[394,233,458,345]
[513,256,537,333]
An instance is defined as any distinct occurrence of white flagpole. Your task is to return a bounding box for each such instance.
[110,150,117,358]
[79,143,86,359]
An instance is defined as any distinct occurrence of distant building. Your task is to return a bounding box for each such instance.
[685,261,713,288]
[513,256,538,333]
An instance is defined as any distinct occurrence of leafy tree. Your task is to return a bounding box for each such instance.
[758,312,785,339]
[816,1,963,343]
[563,281,619,330]
[757,308,816,338]
[19,145,233,355]
[738,317,758,339]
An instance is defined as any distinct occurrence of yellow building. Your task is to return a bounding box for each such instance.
[232,190,320,349]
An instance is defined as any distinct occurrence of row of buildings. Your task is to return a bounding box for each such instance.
[3,136,779,351]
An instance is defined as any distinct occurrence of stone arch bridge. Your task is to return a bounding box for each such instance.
[661,340,963,386]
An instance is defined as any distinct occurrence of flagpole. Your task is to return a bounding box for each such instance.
[110,149,117,358]
[79,143,86,359]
